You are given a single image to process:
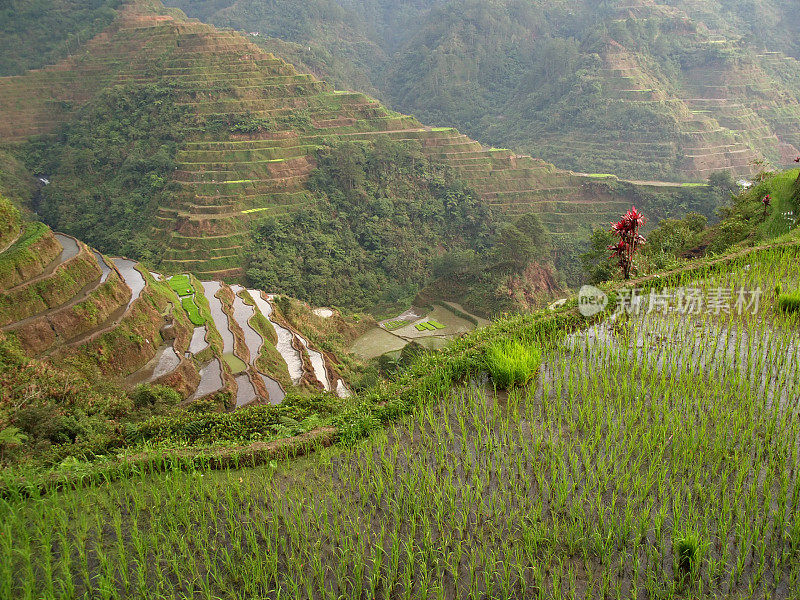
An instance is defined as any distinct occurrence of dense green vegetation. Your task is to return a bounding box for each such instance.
[168,274,194,297]
[246,139,495,312]
[777,287,800,313]
[168,0,800,179]
[0,333,184,467]
[484,338,541,389]
[579,169,798,284]
[0,0,123,75]
[29,83,192,261]
[180,296,205,325]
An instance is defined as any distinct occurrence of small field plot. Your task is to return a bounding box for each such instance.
[180,296,205,326]
[168,274,194,297]
[382,319,408,331]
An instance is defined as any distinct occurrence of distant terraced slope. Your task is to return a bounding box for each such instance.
[167,0,800,181]
[0,1,643,280]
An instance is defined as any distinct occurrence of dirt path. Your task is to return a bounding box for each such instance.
[571,172,705,187]
[0,229,22,255]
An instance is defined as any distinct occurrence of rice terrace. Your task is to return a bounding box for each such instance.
[2,1,800,599]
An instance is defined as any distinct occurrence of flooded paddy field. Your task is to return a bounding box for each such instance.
[249,290,304,384]
[126,345,181,386]
[112,258,146,308]
[191,359,224,400]
[352,302,487,359]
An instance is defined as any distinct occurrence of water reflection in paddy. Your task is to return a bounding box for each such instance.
[201,281,234,354]
[230,285,262,362]
[112,258,146,308]
[260,374,286,404]
[248,290,304,384]
[54,233,80,262]
[298,334,330,391]
[235,373,258,407]
[191,359,223,400]
[188,326,209,354]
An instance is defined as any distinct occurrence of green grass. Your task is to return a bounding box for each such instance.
[485,338,541,388]
[167,274,194,297]
[382,319,408,331]
[180,295,205,326]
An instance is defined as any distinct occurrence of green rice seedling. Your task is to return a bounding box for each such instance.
[675,530,703,576]
[777,288,800,313]
[168,274,194,297]
[180,295,205,325]
[484,338,542,388]
[428,320,446,330]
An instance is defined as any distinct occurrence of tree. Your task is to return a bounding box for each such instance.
[609,206,646,280]
[514,213,549,256]
[492,223,538,271]
[581,227,615,284]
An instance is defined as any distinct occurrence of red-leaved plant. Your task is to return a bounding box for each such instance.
[609,206,646,280]
[762,193,771,216]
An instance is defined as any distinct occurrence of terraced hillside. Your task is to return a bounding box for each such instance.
[0,1,647,281]
[512,7,800,180]
[168,0,800,180]
[0,197,353,412]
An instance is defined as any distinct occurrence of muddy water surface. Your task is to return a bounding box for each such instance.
[191,359,224,400]
[54,234,80,262]
[201,281,234,354]
[260,374,286,404]
[230,286,263,362]
[297,335,330,390]
[126,345,181,386]
[188,326,209,354]
[249,290,304,384]
[235,373,258,407]
[112,258,146,308]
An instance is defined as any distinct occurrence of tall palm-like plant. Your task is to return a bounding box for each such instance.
[609,206,646,280]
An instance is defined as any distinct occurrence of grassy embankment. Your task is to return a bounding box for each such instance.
[2,235,800,597]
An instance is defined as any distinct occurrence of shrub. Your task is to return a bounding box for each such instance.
[484,339,541,388]
[130,384,181,410]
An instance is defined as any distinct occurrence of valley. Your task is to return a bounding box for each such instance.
[1,1,800,598]
[0,0,690,295]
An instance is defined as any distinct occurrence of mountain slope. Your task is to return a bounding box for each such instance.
[166,0,800,180]
[1,1,661,297]
[0,0,125,76]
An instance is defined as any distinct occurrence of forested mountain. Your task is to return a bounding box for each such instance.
[0,0,124,75]
[2,0,674,313]
[166,0,800,180]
